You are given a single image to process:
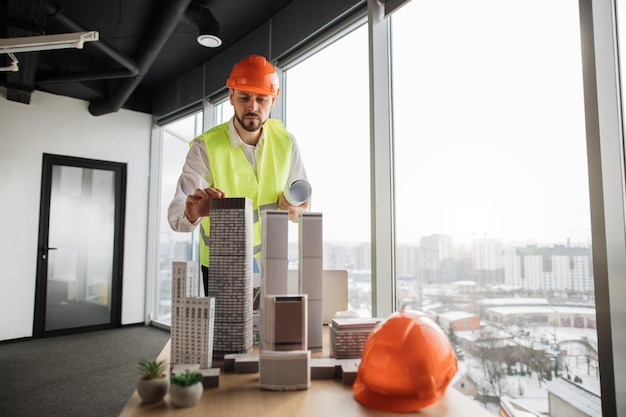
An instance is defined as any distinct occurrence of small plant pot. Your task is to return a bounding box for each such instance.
[169,383,203,408]
[137,376,169,404]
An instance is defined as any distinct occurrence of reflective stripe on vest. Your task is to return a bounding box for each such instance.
[198,119,292,266]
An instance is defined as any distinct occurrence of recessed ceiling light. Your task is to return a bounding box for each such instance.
[197,34,222,48]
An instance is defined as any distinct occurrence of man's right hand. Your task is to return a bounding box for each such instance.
[185,187,226,223]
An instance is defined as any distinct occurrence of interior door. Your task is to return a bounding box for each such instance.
[34,154,126,337]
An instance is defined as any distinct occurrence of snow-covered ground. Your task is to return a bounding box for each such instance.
[454,325,600,416]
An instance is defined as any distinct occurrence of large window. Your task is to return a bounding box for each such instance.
[145,1,624,413]
[391,0,598,415]
[284,23,372,316]
[155,112,203,324]
[154,103,233,325]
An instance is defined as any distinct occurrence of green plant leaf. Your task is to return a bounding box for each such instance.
[138,359,168,380]
[171,369,203,386]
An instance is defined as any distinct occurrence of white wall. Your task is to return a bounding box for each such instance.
[0,87,152,341]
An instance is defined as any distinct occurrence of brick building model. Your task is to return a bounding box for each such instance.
[207,197,254,358]
[170,261,215,369]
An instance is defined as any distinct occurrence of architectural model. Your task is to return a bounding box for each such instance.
[259,213,312,390]
[207,197,254,358]
[259,350,311,391]
[299,212,323,351]
[329,317,382,359]
[170,261,215,369]
[262,295,308,352]
[261,210,290,296]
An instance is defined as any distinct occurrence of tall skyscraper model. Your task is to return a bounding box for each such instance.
[207,197,254,358]
[170,261,215,369]
[299,212,323,351]
[261,210,289,297]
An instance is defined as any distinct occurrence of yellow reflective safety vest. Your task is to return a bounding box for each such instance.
[197,118,292,267]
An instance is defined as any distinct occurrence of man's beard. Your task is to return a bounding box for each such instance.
[235,112,265,132]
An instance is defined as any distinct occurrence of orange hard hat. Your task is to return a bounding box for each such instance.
[353,310,458,412]
[226,55,280,96]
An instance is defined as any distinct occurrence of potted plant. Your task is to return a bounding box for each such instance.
[169,369,204,408]
[136,359,169,404]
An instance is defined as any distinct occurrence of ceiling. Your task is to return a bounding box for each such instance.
[2,0,294,115]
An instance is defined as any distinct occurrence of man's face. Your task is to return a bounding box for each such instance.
[229,89,276,133]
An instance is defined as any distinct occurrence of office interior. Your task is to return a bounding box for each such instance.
[1,0,625,415]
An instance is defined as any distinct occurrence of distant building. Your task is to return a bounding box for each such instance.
[396,244,422,280]
[480,298,596,329]
[438,310,481,332]
[548,377,601,417]
[170,261,215,369]
[420,234,454,284]
[504,245,593,292]
[472,238,505,286]
[352,242,371,271]
[423,304,481,333]
[321,243,350,270]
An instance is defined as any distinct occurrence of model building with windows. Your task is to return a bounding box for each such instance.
[262,294,308,352]
[261,210,289,297]
[170,261,215,369]
[207,197,254,358]
[299,212,323,351]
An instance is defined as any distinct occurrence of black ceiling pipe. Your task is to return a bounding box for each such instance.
[88,0,194,116]
[183,1,220,41]
[37,69,142,84]
[46,2,139,77]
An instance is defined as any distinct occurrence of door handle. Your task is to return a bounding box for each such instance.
[40,245,57,260]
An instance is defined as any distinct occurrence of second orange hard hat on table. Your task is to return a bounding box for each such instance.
[353,309,458,412]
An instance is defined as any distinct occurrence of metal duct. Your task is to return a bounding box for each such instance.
[45,2,139,80]
[88,0,194,116]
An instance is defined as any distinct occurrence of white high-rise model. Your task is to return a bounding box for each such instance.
[299,212,323,351]
[261,210,289,297]
[260,210,323,351]
[170,261,215,369]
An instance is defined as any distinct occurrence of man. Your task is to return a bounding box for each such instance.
[168,54,309,295]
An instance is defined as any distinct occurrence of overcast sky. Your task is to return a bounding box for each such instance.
[286,0,592,247]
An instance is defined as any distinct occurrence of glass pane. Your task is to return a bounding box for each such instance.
[156,112,203,324]
[285,24,372,317]
[215,101,234,124]
[392,1,598,415]
[46,165,115,330]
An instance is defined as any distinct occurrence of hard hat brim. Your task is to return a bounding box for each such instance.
[226,82,279,97]
[353,377,443,412]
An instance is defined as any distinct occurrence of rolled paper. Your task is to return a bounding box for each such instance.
[284,179,311,206]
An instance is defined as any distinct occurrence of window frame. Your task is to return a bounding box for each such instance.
[579,1,625,414]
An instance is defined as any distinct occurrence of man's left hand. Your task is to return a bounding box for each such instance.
[278,194,309,222]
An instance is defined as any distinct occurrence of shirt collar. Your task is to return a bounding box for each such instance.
[228,117,265,149]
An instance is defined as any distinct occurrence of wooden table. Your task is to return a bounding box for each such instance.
[119,329,492,417]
